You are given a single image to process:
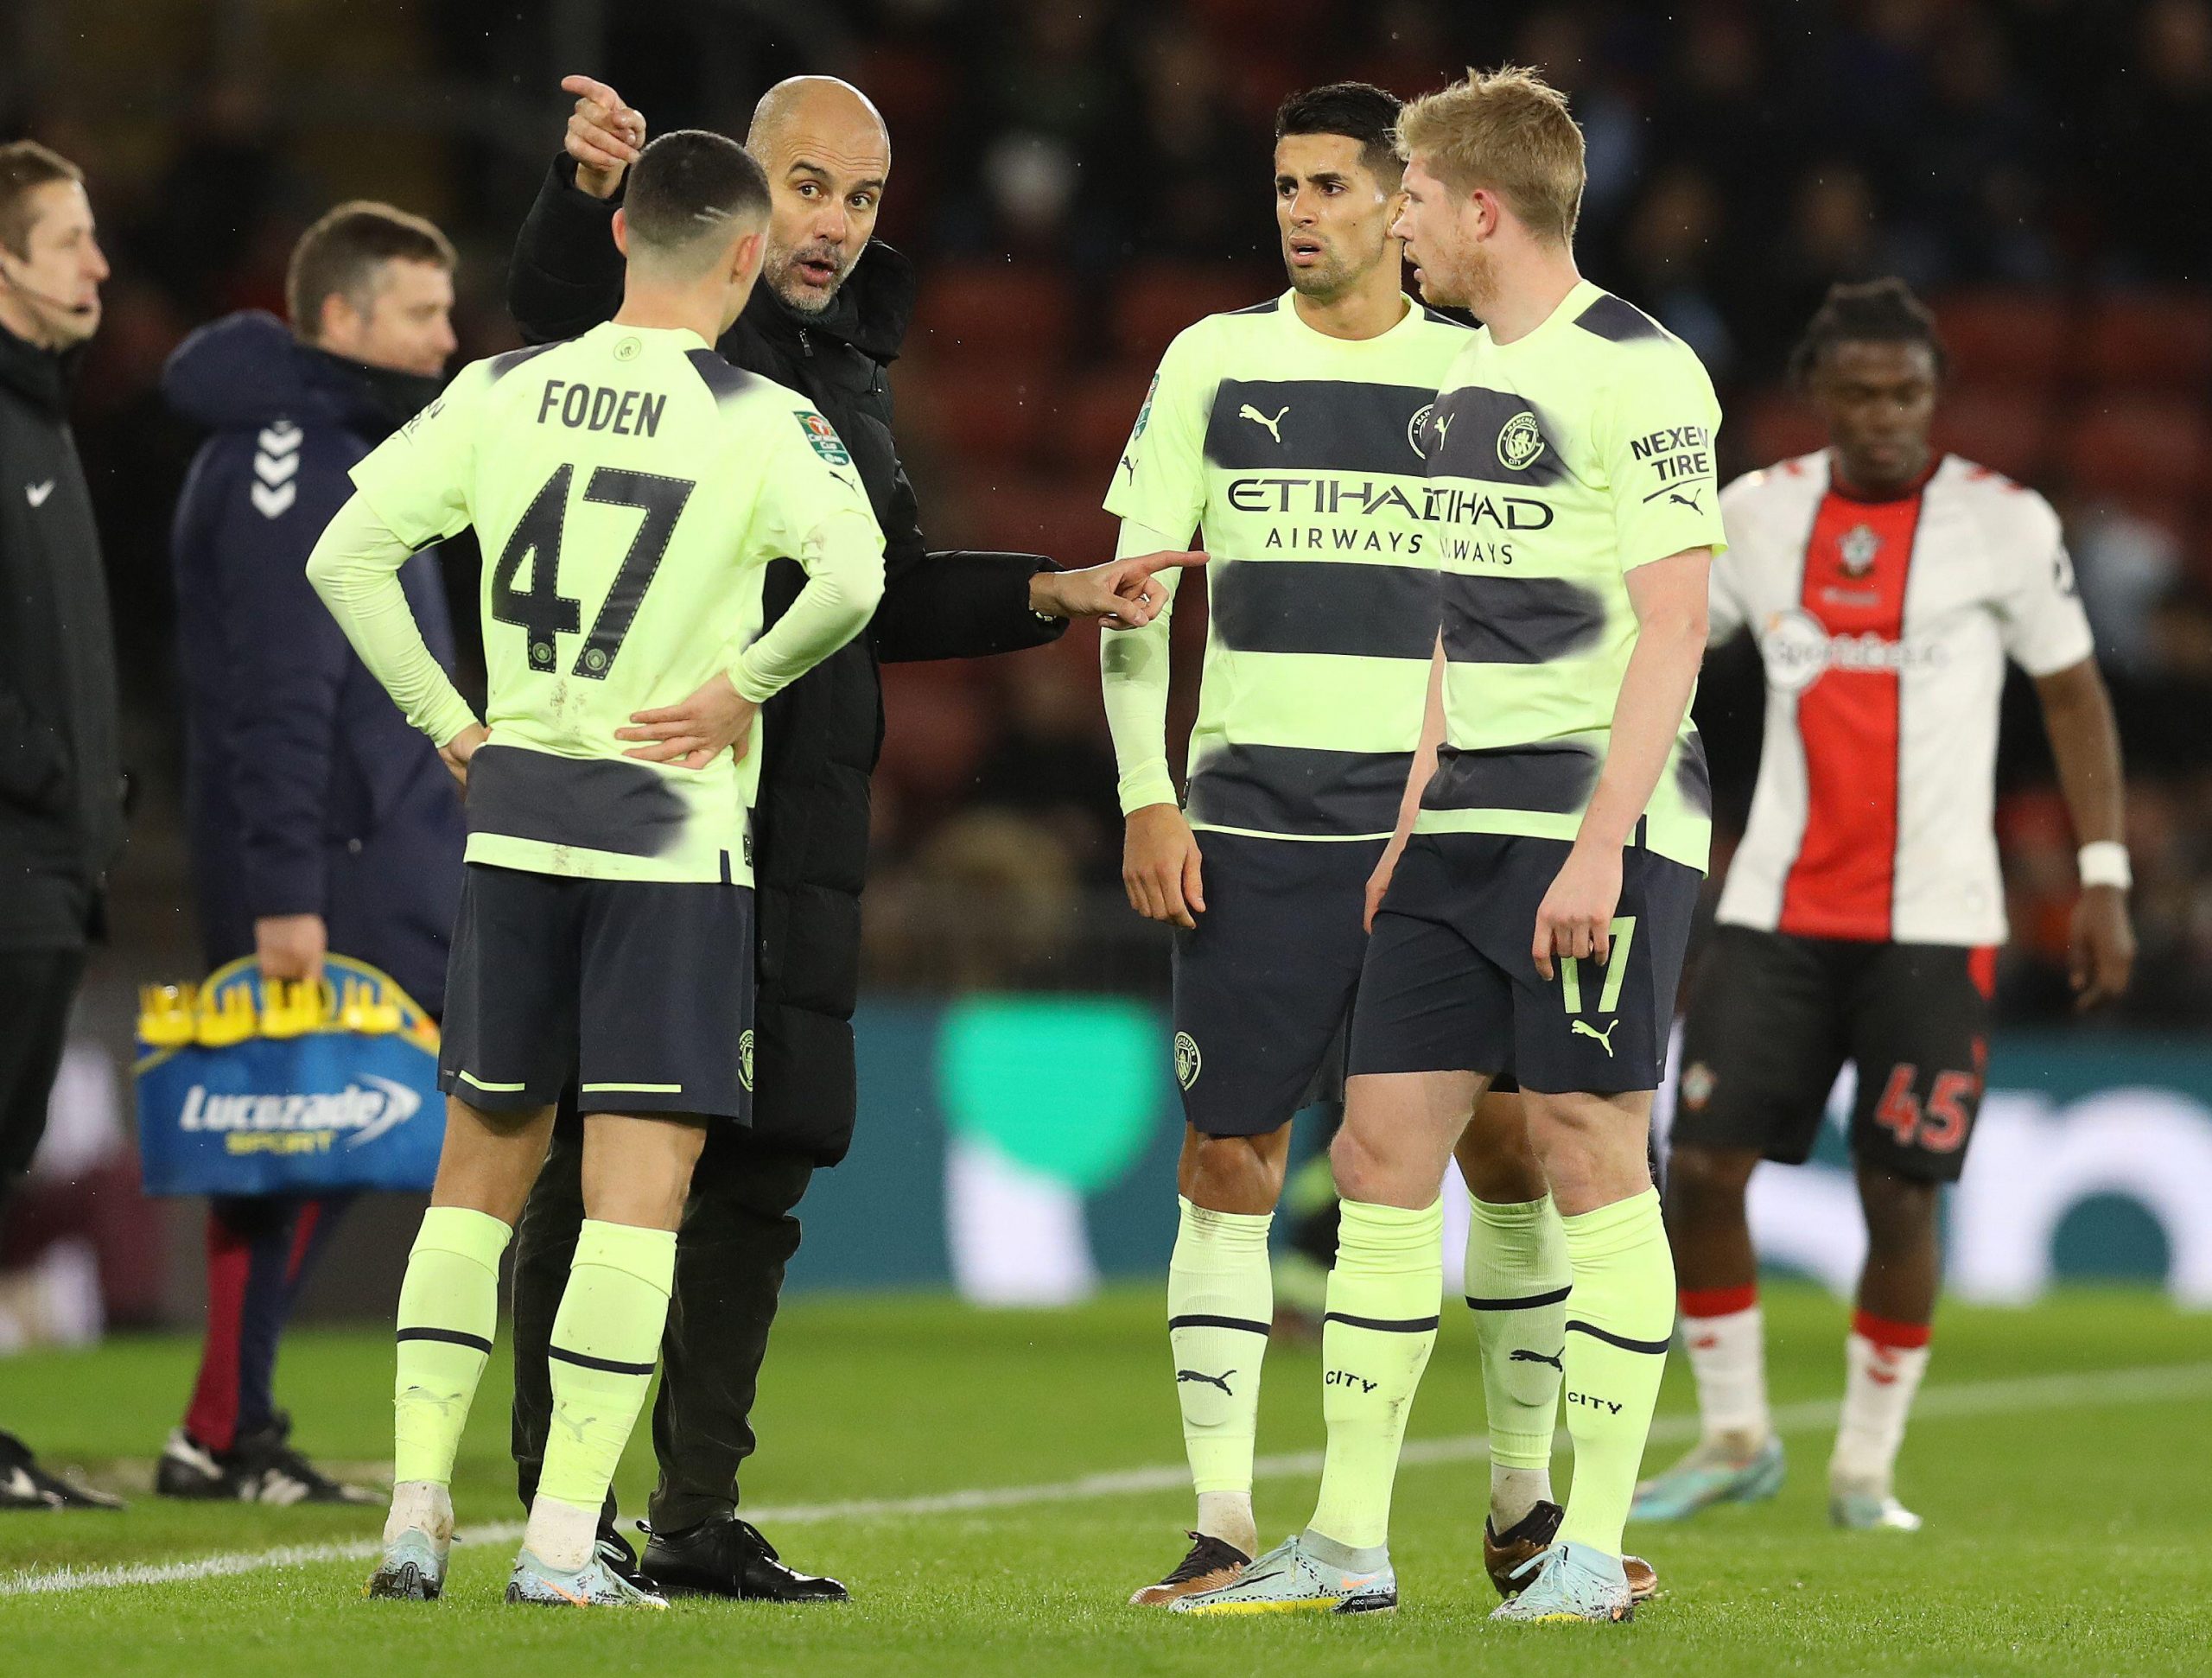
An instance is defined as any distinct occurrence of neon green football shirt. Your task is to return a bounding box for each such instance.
[1413,280,1726,872]
[345,321,883,887]
[1102,291,1471,841]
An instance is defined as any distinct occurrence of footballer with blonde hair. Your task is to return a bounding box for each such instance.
[1178,67,1725,1624]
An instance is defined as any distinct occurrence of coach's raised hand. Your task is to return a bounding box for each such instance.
[562,74,645,199]
[1031,550,1206,629]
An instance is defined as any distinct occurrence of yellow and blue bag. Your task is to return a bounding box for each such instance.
[134,955,445,1197]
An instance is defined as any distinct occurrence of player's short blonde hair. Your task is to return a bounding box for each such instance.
[1395,67,1586,246]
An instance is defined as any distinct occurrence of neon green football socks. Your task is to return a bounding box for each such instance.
[1308,1198,1442,1554]
[1168,1196,1274,1535]
[1465,1191,1572,1518]
[392,1205,512,1489]
[1556,1188,1675,1557]
[537,1219,677,1517]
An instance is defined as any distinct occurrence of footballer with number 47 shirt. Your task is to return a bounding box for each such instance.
[309,131,886,1611]
[1636,278,2134,1536]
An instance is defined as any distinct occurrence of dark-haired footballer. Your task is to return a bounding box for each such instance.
[1635,279,2133,1532]
[312,130,885,1609]
[1103,82,1653,1609]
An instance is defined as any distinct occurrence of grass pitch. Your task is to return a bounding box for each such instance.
[3,1282,2210,1675]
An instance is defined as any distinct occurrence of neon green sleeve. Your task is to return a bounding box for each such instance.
[304,492,480,748]
[1103,326,1211,538]
[729,506,886,702]
[1099,516,1190,814]
[730,412,887,702]
[1600,342,1729,573]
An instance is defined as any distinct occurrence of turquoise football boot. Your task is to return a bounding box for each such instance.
[1630,1433,1784,1523]
[1488,1541,1633,1624]
[1169,1534,1396,1616]
[505,1547,669,1609]
[364,1527,447,1601]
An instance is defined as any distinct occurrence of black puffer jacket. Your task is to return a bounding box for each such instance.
[510,158,1064,1163]
[0,321,124,950]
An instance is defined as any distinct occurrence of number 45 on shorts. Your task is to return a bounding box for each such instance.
[1873,1065,1976,1154]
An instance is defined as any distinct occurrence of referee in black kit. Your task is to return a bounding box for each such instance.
[504,73,1199,1599]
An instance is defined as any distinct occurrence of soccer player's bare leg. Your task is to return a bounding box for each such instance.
[1832,1158,1939,1529]
[1163,1122,1292,1571]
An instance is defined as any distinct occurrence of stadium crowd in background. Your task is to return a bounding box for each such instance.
[3,0,2210,1035]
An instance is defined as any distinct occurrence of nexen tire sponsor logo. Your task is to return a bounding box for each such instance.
[180,1077,423,1148]
[1761,608,1947,695]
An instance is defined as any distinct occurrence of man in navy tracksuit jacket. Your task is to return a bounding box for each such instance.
[157,203,465,1503]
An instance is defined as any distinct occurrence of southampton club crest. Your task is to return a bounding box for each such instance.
[1497,409,1546,472]
[1173,1032,1202,1091]
[1838,522,1882,577]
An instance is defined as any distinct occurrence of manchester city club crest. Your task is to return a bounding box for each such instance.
[1408,402,1435,460]
[1497,409,1546,471]
[739,1027,755,1092]
[1173,1031,1202,1090]
[1839,522,1882,576]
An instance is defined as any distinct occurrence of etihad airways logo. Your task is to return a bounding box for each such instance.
[1226,475,1554,531]
[179,1077,423,1149]
[1761,607,1948,694]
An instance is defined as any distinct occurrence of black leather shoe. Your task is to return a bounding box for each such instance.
[640,1515,850,1602]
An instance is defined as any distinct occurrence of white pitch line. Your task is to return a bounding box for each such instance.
[6,1358,2209,1599]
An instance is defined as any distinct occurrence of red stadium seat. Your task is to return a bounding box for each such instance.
[877,664,991,801]
[1112,264,1275,362]
[1935,388,2055,483]
[1735,389,1827,472]
[1046,367,1155,475]
[2061,397,2212,502]
[2081,291,2212,394]
[961,474,1119,561]
[913,362,1059,469]
[1930,290,2069,392]
[914,264,1075,368]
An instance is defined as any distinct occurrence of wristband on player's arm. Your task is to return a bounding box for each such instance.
[2078,841,2132,891]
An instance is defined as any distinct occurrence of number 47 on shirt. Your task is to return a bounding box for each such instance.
[491,462,696,677]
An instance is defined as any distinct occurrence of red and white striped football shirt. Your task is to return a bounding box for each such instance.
[1710,451,2094,947]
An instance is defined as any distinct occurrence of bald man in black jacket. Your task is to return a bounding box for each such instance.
[505,76,1195,1599]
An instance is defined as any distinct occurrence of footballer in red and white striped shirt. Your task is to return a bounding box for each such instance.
[1637,280,2135,1534]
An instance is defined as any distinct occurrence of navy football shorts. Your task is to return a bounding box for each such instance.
[1350,831,1700,1096]
[439,862,755,1122]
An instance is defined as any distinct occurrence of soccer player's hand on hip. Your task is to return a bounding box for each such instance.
[618,674,757,771]
[1032,551,1206,628]
[561,74,645,198]
[1532,838,1624,980]
[1123,803,1205,929]
[2069,884,2135,1011]
[439,721,489,791]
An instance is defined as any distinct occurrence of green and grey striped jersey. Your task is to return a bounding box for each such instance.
[1413,280,1726,873]
[1100,291,1471,841]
